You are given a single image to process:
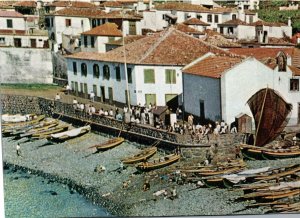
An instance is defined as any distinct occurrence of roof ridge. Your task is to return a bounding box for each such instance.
[138,28,173,64]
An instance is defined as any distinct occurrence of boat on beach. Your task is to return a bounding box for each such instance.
[136,154,180,171]
[240,88,297,160]
[47,125,91,142]
[122,147,157,164]
[2,113,35,123]
[31,125,70,139]
[2,114,45,127]
[19,120,60,138]
[89,137,125,151]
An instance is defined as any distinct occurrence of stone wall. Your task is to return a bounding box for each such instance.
[0,47,53,84]
[52,52,68,86]
[1,95,41,115]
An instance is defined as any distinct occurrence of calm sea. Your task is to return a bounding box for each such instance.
[3,168,110,217]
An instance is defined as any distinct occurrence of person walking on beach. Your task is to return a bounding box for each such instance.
[16,143,21,157]
[143,180,150,191]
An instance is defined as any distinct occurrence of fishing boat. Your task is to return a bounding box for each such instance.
[240,88,294,160]
[2,114,45,127]
[2,113,35,123]
[31,125,69,139]
[122,147,157,164]
[19,120,59,138]
[136,154,180,171]
[47,125,91,142]
[90,137,124,151]
[253,165,300,182]
[262,149,300,160]
[196,165,245,177]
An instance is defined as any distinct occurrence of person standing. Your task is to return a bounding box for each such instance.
[16,143,21,157]
[90,91,95,102]
[55,93,61,101]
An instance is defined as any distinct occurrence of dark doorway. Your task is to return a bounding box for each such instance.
[200,100,205,120]
[100,86,105,103]
[108,87,113,105]
[14,38,22,47]
[30,39,36,48]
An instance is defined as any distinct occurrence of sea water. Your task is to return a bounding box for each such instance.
[3,168,110,217]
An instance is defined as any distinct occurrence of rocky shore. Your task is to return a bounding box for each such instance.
[3,128,300,216]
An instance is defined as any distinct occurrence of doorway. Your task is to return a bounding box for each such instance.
[298,103,300,124]
[30,39,36,48]
[108,87,113,105]
[199,100,205,120]
[100,86,105,102]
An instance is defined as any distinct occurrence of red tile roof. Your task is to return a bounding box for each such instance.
[50,7,106,18]
[174,23,204,35]
[0,1,15,9]
[183,18,209,26]
[289,65,300,76]
[183,55,244,78]
[117,0,150,3]
[229,48,300,69]
[14,1,36,8]
[204,31,241,48]
[67,28,230,65]
[47,1,95,8]
[0,10,24,17]
[106,35,145,45]
[0,29,26,35]
[244,10,256,15]
[219,19,248,26]
[105,10,143,20]
[81,23,122,37]
[251,20,287,27]
[155,2,237,13]
[99,1,123,7]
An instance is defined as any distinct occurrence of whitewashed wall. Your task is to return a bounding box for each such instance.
[0,34,48,47]
[0,17,25,30]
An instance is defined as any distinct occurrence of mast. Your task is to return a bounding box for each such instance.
[122,6,131,108]
[254,87,268,147]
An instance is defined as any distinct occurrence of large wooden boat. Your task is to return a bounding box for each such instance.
[242,189,300,201]
[19,121,59,138]
[122,147,157,164]
[47,125,91,142]
[31,125,69,139]
[136,154,180,171]
[2,113,35,123]
[262,149,300,160]
[240,88,294,160]
[197,166,245,177]
[90,137,125,151]
[253,165,300,182]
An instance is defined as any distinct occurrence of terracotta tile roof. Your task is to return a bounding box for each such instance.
[268,37,294,46]
[183,55,244,78]
[106,35,145,45]
[288,65,300,76]
[251,20,287,27]
[174,23,204,35]
[0,1,15,9]
[229,48,300,69]
[47,1,95,8]
[99,1,123,7]
[50,7,106,18]
[203,32,241,48]
[105,10,143,20]
[0,10,24,17]
[81,23,122,37]
[66,27,230,65]
[117,0,150,3]
[219,19,248,26]
[0,29,26,35]
[14,1,36,8]
[183,18,209,26]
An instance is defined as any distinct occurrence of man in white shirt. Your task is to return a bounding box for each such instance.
[90,91,95,102]
[55,93,61,101]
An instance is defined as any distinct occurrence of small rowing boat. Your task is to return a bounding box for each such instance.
[2,114,45,127]
[122,147,157,164]
[262,149,300,160]
[2,113,35,123]
[47,125,91,142]
[136,154,180,171]
[19,121,59,138]
[90,137,124,151]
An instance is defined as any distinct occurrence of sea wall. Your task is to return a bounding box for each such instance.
[0,47,53,84]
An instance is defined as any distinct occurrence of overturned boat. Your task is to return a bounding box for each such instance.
[47,125,91,142]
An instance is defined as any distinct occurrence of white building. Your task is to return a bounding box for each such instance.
[80,22,123,53]
[183,48,300,126]
[141,2,258,32]
[65,28,229,107]
[0,10,26,31]
[45,7,143,52]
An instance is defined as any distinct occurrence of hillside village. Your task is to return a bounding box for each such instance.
[1,0,300,128]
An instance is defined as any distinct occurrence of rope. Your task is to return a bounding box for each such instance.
[118,123,124,138]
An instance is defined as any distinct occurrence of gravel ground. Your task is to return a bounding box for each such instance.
[2,122,300,216]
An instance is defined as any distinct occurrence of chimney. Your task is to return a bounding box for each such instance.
[288,17,292,27]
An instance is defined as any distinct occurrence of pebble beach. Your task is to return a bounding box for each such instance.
[2,125,300,216]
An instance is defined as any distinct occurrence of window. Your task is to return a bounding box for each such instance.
[290,79,299,91]
[0,37,5,44]
[165,69,176,84]
[45,18,50,27]
[196,14,201,19]
[144,69,155,84]
[65,19,71,27]
[116,66,121,81]
[220,27,224,34]
[7,19,12,28]
[232,14,237,20]
[165,94,177,103]
[73,62,77,75]
[84,36,87,47]
[249,15,253,23]
[103,65,110,80]
[145,94,156,106]
[127,68,132,83]
[92,19,97,28]
[93,64,99,78]
[81,63,87,77]
[214,15,219,23]
[91,36,95,48]
[207,14,212,23]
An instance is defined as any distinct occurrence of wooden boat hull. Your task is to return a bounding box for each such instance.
[240,146,264,160]
[48,126,91,142]
[197,166,245,177]
[20,122,59,138]
[202,177,226,188]
[2,115,45,127]
[32,126,69,139]
[262,150,300,160]
[122,147,157,164]
[92,137,125,151]
[136,154,180,171]
[254,166,300,182]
